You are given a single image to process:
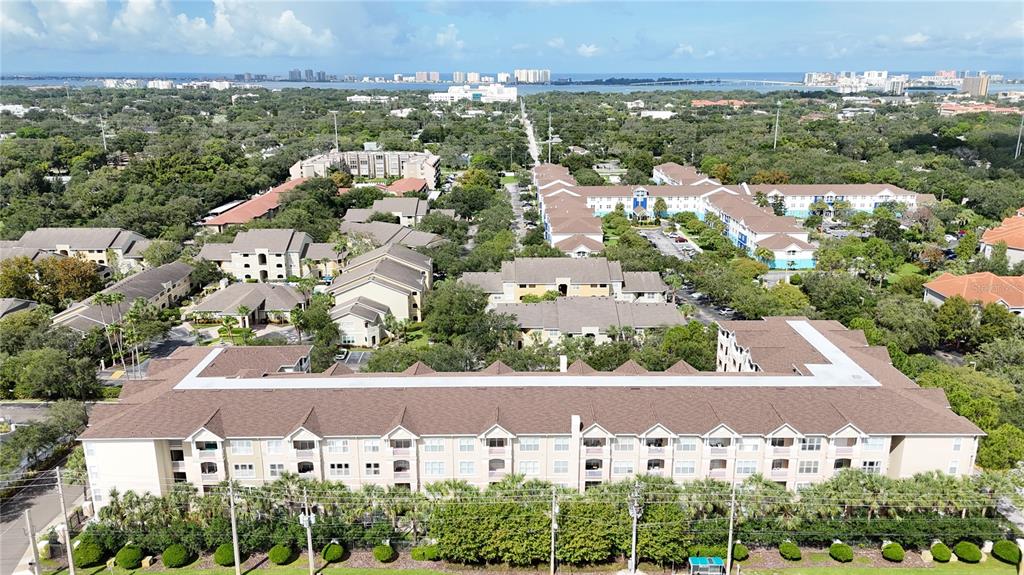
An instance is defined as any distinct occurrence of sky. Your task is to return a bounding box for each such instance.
[1,0,1022,76]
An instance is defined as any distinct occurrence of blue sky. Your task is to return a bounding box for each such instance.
[1,1,1022,75]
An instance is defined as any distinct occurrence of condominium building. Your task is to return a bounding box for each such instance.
[961,75,990,97]
[79,317,982,511]
[198,229,341,282]
[452,71,467,84]
[466,72,481,84]
[428,84,518,104]
[494,297,686,345]
[203,179,309,233]
[342,197,431,227]
[514,69,552,84]
[461,257,669,304]
[328,244,433,323]
[289,150,440,189]
[12,227,151,274]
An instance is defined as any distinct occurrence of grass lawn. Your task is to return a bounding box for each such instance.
[500,175,519,185]
[56,567,446,575]
[746,560,1017,575]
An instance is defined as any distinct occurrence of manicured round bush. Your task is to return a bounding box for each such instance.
[732,544,749,562]
[373,544,396,563]
[882,543,905,563]
[931,542,952,563]
[829,543,853,563]
[993,540,1022,565]
[213,543,236,567]
[116,544,144,569]
[268,544,295,565]
[321,542,344,563]
[779,541,802,561]
[162,544,191,568]
[954,541,982,563]
[72,542,105,568]
[411,545,440,561]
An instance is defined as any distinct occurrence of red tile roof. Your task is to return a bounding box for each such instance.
[205,178,307,226]
[981,214,1024,251]
[924,272,1024,308]
[387,178,428,194]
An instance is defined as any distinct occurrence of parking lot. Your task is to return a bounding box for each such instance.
[341,350,372,370]
[639,228,699,262]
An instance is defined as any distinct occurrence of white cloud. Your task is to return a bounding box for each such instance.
[672,43,694,57]
[435,23,464,52]
[546,36,565,49]
[576,42,599,57]
[903,32,929,46]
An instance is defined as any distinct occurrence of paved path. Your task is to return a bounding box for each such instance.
[506,183,528,243]
[0,471,84,575]
[520,99,540,165]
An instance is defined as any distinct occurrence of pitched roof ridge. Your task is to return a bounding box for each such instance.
[613,360,648,374]
[403,361,436,375]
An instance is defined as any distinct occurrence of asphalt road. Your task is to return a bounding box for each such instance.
[637,229,737,325]
[506,183,529,243]
[520,99,540,164]
[0,471,84,575]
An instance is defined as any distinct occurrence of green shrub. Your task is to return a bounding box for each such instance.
[115,544,144,569]
[882,543,905,562]
[993,540,1022,565]
[732,544,749,562]
[161,544,191,568]
[410,545,439,561]
[213,544,236,567]
[268,544,295,565]
[690,545,727,558]
[779,541,802,561]
[954,541,982,563]
[73,542,105,567]
[321,542,345,563]
[373,544,396,563]
[829,543,853,563]
[931,542,952,563]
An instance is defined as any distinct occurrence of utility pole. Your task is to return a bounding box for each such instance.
[100,114,108,153]
[301,488,316,575]
[227,483,242,575]
[549,487,559,575]
[627,481,643,575]
[329,111,340,151]
[547,112,552,164]
[772,101,781,150]
[25,511,41,575]
[56,467,76,575]
[1014,112,1023,160]
[725,468,740,574]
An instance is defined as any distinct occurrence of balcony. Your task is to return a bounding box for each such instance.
[834,447,854,457]
[709,468,727,479]
[585,446,605,455]
[171,460,185,470]
[392,448,411,457]
[646,468,665,477]
[295,449,315,458]
[772,447,792,456]
[646,446,665,455]
[585,469,603,479]
[488,470,507,479]
[197,450,219,460]
[708,447,729,456]
[771,468,789,479]
[488,446,508,456]
[394,471,411,479]
[201,473,219,482]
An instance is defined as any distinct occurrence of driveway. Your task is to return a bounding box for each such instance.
[342,351,372,371]
[0,470,84,575]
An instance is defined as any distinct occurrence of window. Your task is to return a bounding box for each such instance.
[674,460,696,475]
[425,461,445,476]
[293,440,315,451]
[269,464,284,478]
[170,449,185,462]
[364,439,380,453]
[707,438,731,448]
[197,441,218,451]
[458,438,475,452]
[861,461,881,475]
[233,464,255,478]
[553,460,569,474]
[487,438,506,448]
[799,438,822,451]
[518,461,540,475]
[328,463,349,477]
[798,461,819,474]
[266,440,284,454]
[519,438,540,452]
[424,439,444,453]
[554,438,570,452]
[200,462,218,474]
[459,461,475,475]
[952,438,962,452]
[738,439,760,452]
[85,444,95,456]
[297,461,315,474]
[861,437,884,451]
[612,461,634,475]
[676,438,697,452]
[614,437,635,451]
[326,439,349,454]
[948,460,959,475]
[770,438,788,448]
[365,463,380,476]
[736,460,758,474]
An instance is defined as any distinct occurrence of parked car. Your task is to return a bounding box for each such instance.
[333,350,349,362]
[691,292,705,300]
[675,236,688,243]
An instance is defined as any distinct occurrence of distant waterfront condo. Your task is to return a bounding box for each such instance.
[428,84,518,103]
[289,150,441,189]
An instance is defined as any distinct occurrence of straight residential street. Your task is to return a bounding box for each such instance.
[506,182,528,243]
[0,470,84,575]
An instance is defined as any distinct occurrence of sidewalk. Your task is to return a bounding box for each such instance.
[1,474,84,575]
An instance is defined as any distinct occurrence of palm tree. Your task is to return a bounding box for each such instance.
[107,292,128,372]
[219,315,239,344]
[754,246,775,267]
[93,293,117,366]
[236,305,251,329]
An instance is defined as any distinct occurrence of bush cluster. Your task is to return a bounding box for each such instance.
[268,544,295,565]
[954,541,982,563]
[161,544,191,568]
[992,540,1022,565]
[882,542,905,562]
[373,544,397,563]
[931,542,952,563]
[321,542,345,563]
[411,545,440,561]
[213,543,236,566]
[779,541,802,561]
[72,542,105,568]
[115,544,144,569]
[829,543,853,563]
[732,544,749,562]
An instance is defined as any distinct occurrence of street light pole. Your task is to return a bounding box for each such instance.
[329,111,339,151]
[56,467,76,575]
[301,488,316,575]
[549,486,559,575]
[627,481,643,575]
[725,451,741,574]
[228,483,242,575]
[772,101,781,150]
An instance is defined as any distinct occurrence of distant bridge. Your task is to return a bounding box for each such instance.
[629,78,803,87]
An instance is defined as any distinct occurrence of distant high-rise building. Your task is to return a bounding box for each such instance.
[513,69,551,84]
[466,71,481,83]
[961,75,990,97]
[428,71,440,82]
[936,70,958,79]
[304,69,314,82]
[316,71,327,82]
[497,72,511,83]
[415,71,429,82]
[393,73,403,82]
[288,69,302,81]
[452,71,466,83]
